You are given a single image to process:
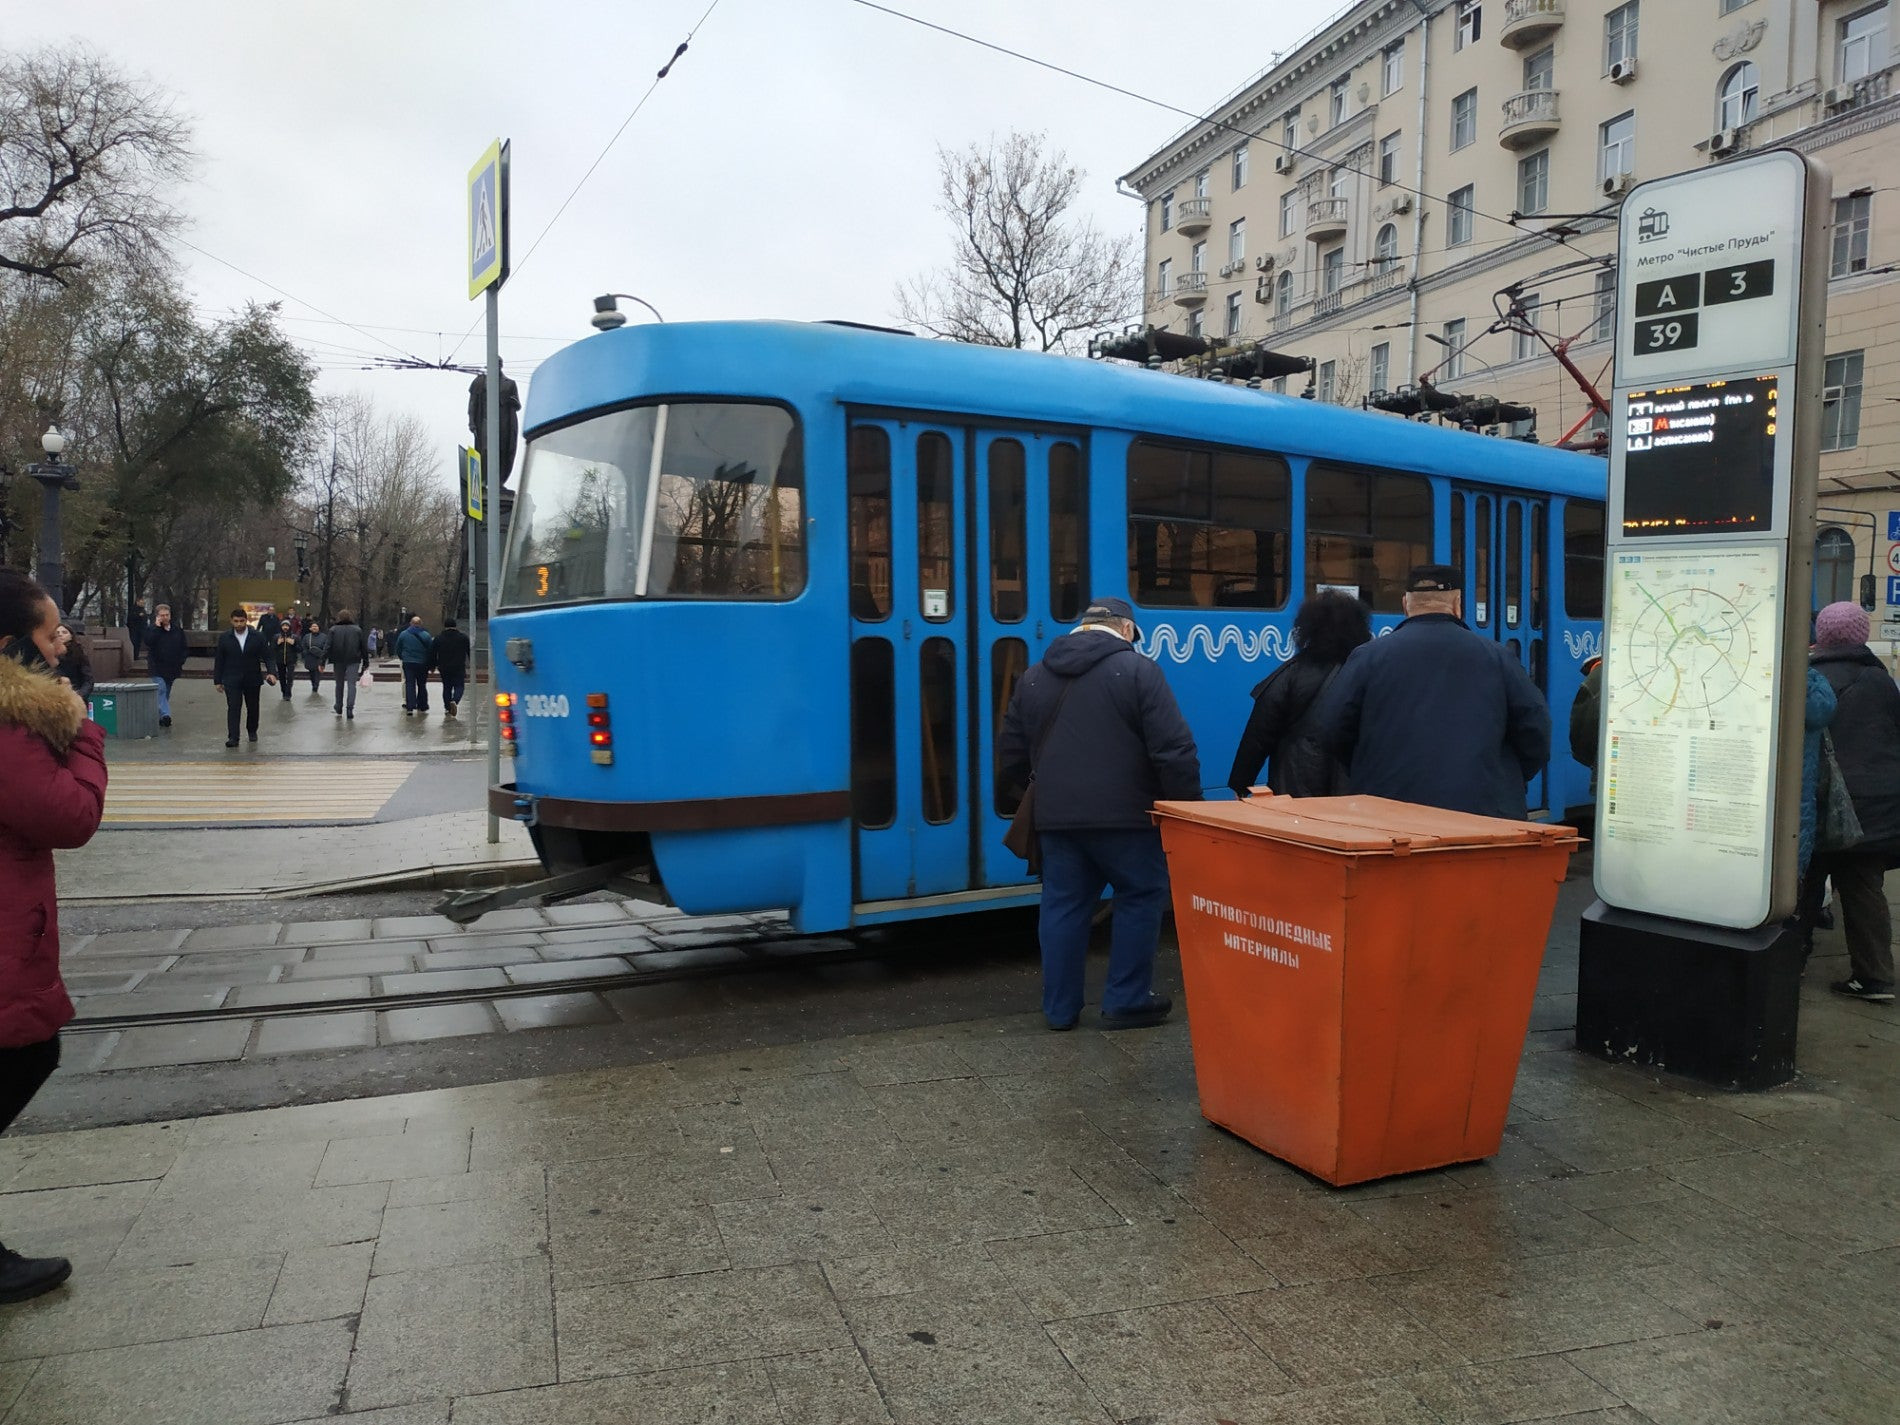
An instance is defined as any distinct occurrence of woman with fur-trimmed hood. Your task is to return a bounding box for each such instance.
[0,568,107,1305]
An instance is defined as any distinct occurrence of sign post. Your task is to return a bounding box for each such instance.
[462,447,483,747]
[1577,149,1831,1088]
[468,140,510,842]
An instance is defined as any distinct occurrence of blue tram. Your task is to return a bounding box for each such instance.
[489,320,1605,933]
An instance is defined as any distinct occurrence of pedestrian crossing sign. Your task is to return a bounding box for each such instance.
[463,447,484,522]
[467,139,509,300]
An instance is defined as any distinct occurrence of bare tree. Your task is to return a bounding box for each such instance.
[0,45,193,286]
[895,132,1138,353]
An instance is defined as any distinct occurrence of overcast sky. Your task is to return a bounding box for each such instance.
[20,1,1334,489]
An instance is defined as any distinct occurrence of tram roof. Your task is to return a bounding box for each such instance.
[526,320,1606,500]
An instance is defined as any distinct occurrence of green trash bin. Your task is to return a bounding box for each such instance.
[90,680,158,738]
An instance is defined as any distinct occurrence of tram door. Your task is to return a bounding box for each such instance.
[848,417,1088,904]
[1450,487,1551,812]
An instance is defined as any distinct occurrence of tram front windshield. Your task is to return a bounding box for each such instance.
[501,401,805,606]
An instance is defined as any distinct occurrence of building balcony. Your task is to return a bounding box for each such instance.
[1175,198,1213,235]
[1499,89,1561,150]
[1305,197,1349,243]
[1500,0,1564,50]
[1172,271,1208,307]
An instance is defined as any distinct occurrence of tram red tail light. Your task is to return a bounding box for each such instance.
[586,692,612,765]
[496,693,517,756]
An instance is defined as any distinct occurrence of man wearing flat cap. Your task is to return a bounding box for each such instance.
[999,596,1202,1031]
[1312,565,1550,820]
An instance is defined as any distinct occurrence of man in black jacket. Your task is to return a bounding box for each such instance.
[326,613,368,719]
[433,618,472,717]
[212,608,277,747]
[999,597,1202,1031]
[145,604,188,729]
[1313,565,1550,820]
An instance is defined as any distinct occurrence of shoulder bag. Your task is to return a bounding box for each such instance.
[1001,675,1078,877]
[1818,729,1863,853]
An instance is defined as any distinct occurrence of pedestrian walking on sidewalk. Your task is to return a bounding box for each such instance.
[53,622,93,704]
[145,604,187,729]
[367,626,381,658]
[326,611,367,720]
[1799,602,1900,1003]
[1227,590,1369,798]
[213,607,277,747]
[999,597,1202,1032]
[257,607,282,648]
[0,567,108,1305]
[434,618,471,717]
[273,620,299,701]
[396,615,435,715]
[298,620,329,695]
[1313,565,1550,821]
[126,601,147,659]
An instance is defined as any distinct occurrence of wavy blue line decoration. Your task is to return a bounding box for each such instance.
[1140,624,1299,665]
[1563,629,1602,662]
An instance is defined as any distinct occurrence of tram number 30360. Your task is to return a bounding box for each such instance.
[519,694,570,718]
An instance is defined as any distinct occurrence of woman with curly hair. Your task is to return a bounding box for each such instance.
[1228,589,1372,798]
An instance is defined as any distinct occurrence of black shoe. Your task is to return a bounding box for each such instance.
[346,712,354,720]
[404,708,412,717]
[0,1248,72,1304]
[1832,978,1896,1003]
[225,739,239,748]
[1816,907,1837,931]
[1046,1016,1078,1032]
[158,716,171,728]
[1101,994,1173,1031]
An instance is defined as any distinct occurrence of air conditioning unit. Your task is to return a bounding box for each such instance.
[1377,195,1414,219]
[1254,253,1275,272]
[1602,172,1632,198]
[1218,262,1236,278]
[1609,58,1638,85]
[1274,152,1297,175]
[1254,275,1273,303]
[1824,86,1847,108]
[1710,128,1740,156]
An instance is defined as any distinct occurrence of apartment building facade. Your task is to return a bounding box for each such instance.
[1123,0,1898,615]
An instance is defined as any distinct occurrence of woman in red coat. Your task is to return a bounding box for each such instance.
[0,569,107,1304]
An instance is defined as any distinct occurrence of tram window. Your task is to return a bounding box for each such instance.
[992,639,1030,815]
[1505,505,1523,628]
[850,639,896,830]
[850,427,893,621]
[1049,443,1088,622]
[917,432,955,622]
[1565,500,1605,619]
[920,638,958,824]
[505,401,807,607]
[1531,503,1547,626]
[1126,439,1290,609]
[1474,496,1493,627]
[1450,492,1466,575]
[1304,464,1431,612]
[990,440,1029,622]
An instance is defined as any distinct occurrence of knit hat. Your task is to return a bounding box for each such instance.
[1814,601,1870,649]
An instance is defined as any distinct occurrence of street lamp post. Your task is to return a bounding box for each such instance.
[265,545,277,581]
[25,426,78,611]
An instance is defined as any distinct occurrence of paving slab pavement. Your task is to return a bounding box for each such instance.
[3,959,1898,1422]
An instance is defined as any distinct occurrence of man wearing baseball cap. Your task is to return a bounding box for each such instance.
[1312,565,1550,821]
[998,596,1202,1031]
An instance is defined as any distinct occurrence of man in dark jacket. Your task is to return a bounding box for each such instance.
[1314,565,1550,821]
[433,618,472,717]
[126,602,147,659]
[326,613,368,720]
[212,607,277,748]
[999,597,1202,1031]
[395,616,435,715]
[144,604,188,729]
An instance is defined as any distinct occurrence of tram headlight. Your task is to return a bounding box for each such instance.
[586,692,612,766]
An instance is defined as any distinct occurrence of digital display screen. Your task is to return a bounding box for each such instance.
[1621,376,1779,537]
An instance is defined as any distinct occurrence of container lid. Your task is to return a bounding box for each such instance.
[1152,794,1580,855]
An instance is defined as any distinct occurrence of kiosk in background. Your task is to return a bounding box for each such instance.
[1577,149,1832,1089]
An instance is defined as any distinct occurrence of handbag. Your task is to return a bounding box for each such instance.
[357,668,374,690]
[1002,676,1078,876]
[1818,730,1863,853]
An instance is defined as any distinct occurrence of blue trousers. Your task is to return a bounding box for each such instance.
[150,675,172,720]
[1037,827,1171,1025]
[402,665,430,710]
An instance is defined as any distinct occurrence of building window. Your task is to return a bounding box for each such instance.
[1451,89,1478,150]
[1523,46,1554,91]
[1370,341,1391,394]
[1374,223,1399,271]
[1592,267,1616,340]
[1232,144,1249,190]
[1383,40,1404,95]
[1283,110,1300,150]
[1226,291,1242,336]
[1127,440,1291,610]
[1379,132,1401,186]
[1717,62,1759,129]
[1441,318,1467,378]
[1228,217,1246,266]
[1306,464,1434,611]
[1322,246,1346,294]
[1331,77,1350,128]
[1195,170,1210,200]
[1188,308,1204,338]
[1513,294,1542,362]
[1455,1,1482,51]
[1159,192,1172,232]
[1318,361,1338,403]
[1275,270,1294,316]
[1157,258,1172,303]
[1721,0,1755,13]
[1280,190,1299,237]
[1605,2,1640,72]
[1518,149,1549,214]
[1833,193,1873,276]
[1272,376,1288,395]
[1841,5,1891,84]
[1815,528,1857,608]
[1446,185,1475,246]
[1822,351,1865,451]
[1191,240,1207,273]
[1600,112,1636,182]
